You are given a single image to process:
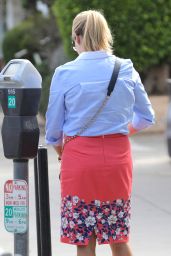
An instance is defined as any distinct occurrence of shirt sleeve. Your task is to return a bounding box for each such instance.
[45,67,65,145]
[131,68,155,130]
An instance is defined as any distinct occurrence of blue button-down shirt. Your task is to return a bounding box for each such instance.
[45,51,155,145]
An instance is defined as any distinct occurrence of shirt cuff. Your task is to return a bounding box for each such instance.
[132,115,155,130]
[45,136,63,146]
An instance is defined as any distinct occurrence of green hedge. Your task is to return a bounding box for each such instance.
[3,19,36,63]
[53,0,171,72]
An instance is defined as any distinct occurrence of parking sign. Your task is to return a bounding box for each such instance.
[4,180,28,233]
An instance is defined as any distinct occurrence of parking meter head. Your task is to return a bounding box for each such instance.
[0,59,42,89]
[0,59,42,116]
[0,59,42,159]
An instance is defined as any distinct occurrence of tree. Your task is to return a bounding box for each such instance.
[52,0,171,73]
[2,14,62,116]
[22,0,37,13]
[22,0,55,10]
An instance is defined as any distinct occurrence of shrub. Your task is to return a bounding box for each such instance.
[53,0,171,72]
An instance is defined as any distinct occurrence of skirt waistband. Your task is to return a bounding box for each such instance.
[64,133,127,139]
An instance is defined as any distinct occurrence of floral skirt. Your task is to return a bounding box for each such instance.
[60,134,132,245]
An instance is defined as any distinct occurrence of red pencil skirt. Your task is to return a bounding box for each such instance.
[60,134,132,245]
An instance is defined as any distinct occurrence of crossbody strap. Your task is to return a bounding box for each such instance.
[107,57,121,96]
[63,57,121,149]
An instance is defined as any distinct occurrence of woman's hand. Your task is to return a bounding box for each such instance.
[128,124,138,136]
[53,145,63,160]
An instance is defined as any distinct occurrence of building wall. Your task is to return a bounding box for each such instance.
[6,0,25,30]
[0,0,25,64]
[0,0,5,59]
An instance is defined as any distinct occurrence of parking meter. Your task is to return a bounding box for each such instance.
[0,59,42,159]
[0,59,42,256]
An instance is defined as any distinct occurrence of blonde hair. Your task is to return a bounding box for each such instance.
[72,10,113,53]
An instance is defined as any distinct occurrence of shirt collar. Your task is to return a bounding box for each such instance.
[76,50,113,60]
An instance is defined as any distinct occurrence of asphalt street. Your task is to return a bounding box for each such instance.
[0,129,171,255]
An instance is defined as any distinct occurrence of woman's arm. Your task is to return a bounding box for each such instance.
[128,123,138,136]
[45,68,65,148]
[131,68,155,132]
[53,145,63,160]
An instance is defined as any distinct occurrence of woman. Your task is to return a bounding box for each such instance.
[45,10,155,256]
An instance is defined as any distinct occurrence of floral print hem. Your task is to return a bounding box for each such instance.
[61,195,131,245]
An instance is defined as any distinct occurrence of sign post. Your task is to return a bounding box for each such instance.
[13,160,29,256]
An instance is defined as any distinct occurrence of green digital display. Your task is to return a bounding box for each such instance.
[8,95,16,109]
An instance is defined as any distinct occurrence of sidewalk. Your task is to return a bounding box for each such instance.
[0,97,171,255]
[143,95,168,133]
[0,132,170,255]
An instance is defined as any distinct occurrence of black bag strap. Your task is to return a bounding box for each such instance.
[107,57,121,96]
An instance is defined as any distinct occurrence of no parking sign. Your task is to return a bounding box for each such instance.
[4,180,28,233]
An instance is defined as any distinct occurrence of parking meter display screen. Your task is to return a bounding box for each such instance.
[3,63,21,76]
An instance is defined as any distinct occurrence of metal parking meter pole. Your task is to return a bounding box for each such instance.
[34,157,41,256]
[14,159,29,256]
[166,78,171,157]
[37,146,52,256]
